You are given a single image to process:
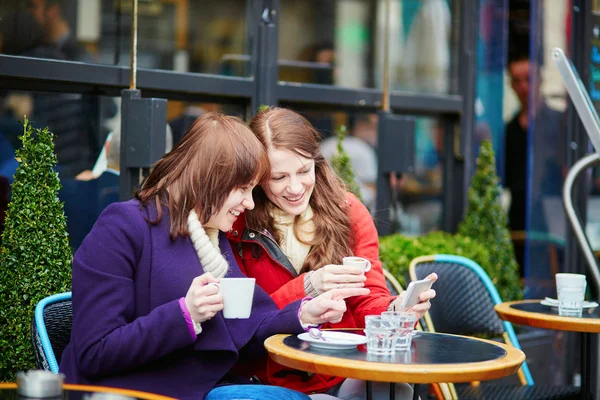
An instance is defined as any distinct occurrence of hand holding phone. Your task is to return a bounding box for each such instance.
[399,277,435,309]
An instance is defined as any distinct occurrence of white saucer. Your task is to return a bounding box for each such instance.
[298,331,367,350]
[541,297,599,309]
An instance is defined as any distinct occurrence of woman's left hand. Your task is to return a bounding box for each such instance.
[392,273,438,321]
[300,287,370,325]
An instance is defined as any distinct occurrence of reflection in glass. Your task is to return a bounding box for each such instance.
[287,108,443,235]
[0,0,250,76]
[520,0,568,299]
[394,117,444,235]
[0,96,244,252]
[278,0,455,94]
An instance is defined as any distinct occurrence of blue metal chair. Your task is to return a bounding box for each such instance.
[30,292,72,373]
[409,254,580,400]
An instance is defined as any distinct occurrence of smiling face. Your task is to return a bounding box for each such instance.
[264,148,315,216]
[205,183,257,232]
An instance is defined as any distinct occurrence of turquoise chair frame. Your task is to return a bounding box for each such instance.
[33,292,72,373]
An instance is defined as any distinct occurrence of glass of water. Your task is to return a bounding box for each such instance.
[556,273,586,317]
[558,286,585,317]
[381,311,416,350]
[364,315,398,355]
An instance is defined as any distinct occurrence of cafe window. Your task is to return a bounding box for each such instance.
[0,0,250,76]
[278,0,459,95]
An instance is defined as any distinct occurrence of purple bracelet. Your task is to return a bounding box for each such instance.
[178,297,197,339]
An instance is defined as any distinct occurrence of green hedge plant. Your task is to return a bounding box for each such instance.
[380,231,491,289]
[0,119,72,381]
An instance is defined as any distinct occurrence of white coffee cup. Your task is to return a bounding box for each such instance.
[556,273,586,291]
[343,256,371,272]
[213,277,256,319]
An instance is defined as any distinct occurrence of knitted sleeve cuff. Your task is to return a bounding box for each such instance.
[304,272,320,297]
[178,297,202,339]
[298,297,322,331]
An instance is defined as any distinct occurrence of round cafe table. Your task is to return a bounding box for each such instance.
[495,300,600,400]
[265,331,525,400]
[0,383,175,400]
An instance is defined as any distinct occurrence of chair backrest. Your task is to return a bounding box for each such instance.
[31,292,73,373]
[409,254,534,386]
[382,268,403,296]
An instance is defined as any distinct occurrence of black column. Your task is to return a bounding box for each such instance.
[251,0,279,114]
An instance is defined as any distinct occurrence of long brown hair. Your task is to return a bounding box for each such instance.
[136,112,269,239]
[247,107,354,272]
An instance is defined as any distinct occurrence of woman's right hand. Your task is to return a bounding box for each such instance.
[184,272,224,323]
[310,264,367,294]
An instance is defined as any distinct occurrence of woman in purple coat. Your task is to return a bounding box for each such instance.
[59,113,368,400]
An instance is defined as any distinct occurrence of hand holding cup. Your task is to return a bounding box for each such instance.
[184,272,224,323]
[310,262,368,294]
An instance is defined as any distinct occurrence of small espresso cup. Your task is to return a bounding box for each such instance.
[212,277,256,319]
[343,256,371,272]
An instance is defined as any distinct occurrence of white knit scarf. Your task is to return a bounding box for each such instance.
[270,205,315,273]
[187,210,229,279]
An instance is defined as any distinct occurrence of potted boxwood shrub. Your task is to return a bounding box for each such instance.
[329,124,363,202]
[458,140,523,301]
[0,118,72,381]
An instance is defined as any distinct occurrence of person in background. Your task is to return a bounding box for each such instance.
[27,0,93,63]
[1,7,116,179]
[228,107,437,400]
[504,53,565,275]
[60,112,368,400]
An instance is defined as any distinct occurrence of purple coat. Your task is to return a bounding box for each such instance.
[59,200,304,399]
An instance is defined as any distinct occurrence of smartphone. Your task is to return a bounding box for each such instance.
[399,278,434,308]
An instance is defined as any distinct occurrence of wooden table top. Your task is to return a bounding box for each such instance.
[264,331,525,384]
[0,383,175,400]
[495,300,600,333]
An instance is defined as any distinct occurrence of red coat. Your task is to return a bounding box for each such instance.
[227,193,395,394]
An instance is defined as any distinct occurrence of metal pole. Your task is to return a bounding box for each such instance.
[381,0,391,112]
[582,332,592,400]
[129,0,138,90]
[458,0,479,213]
[562,152,600,294]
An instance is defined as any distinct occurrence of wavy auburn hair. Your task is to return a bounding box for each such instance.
[246,107,354,273]
[136,112,269,239]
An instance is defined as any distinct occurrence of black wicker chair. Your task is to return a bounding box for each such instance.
[31,292,72,373]
[409,255,580,400]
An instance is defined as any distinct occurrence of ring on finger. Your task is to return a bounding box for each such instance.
[337,283,341,289]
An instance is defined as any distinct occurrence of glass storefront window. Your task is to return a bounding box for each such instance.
[0,91,246,252]
[519,0,569,298]
[285,108,444,235]
[0,0,250,76]
[278,0,458,95]
[395,117,444,235]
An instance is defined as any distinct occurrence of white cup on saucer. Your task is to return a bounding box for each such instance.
[343,256,371,272]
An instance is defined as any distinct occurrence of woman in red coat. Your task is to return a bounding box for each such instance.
[227,107,437,400]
